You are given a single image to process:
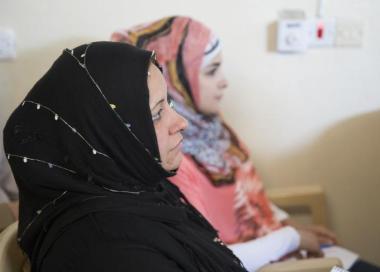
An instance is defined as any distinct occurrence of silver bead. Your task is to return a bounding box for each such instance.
[23,157,28,163]
[22,101,25,106]
[48,163,53,168]
[81,53,85,58]
[72,128,76,133]
[54,114,59,120]
[126,123,131,128]
[7,154,10,159]
[37,104,41,110]
[213,237,224,245]
[36,209,42,215]
[92,149,97,155]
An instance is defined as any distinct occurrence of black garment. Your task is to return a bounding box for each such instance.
[3,42,247,271]
[350,259,380,272]
[41,213,184,271]
[39,187,243,272]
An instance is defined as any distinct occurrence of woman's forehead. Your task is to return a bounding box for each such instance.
[202,52,223,69]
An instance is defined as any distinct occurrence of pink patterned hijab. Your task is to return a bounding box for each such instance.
[112,16,208,110]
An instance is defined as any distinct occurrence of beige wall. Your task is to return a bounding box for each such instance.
[1,0,379,265]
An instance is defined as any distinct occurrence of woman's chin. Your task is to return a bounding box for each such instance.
[164,153,183,172]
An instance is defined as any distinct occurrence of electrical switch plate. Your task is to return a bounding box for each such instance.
[0,28,16,60]
[308,18,336,47]
[335,18,364,47]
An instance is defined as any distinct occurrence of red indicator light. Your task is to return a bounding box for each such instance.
[317,22,324,39]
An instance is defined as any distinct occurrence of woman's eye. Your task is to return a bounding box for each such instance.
[205,68,217,76]
[168,98,174,109]
[152,99,173,122]
[152,108,163,122]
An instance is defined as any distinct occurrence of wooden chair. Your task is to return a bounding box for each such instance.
[258,257,342,272]
[268,184,329,226]
[0,221,29,272]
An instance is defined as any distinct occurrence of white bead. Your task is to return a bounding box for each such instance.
[92,149,97,155]
[36,210,42,215]
[22,101,25,106]
[214,237,221,242]
[54,114,59,120]
[23,157,28,163]
[7,154,10,159]
[48,163,53,168]
[81,53,85,58]
[37,104,41,110]
[126,123,131,128]
[72,128,76,133]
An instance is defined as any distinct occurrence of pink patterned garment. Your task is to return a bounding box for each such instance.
[172,155,280,244]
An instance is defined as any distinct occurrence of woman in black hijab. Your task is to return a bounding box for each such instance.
[3,41,247,272]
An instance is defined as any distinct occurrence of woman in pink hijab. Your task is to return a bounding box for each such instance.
[111,16,341,271]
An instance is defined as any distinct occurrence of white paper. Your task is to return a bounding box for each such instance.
[330,266,349,272]
[322,245,359,269]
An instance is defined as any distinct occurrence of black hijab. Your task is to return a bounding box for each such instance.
[3,41,247,271]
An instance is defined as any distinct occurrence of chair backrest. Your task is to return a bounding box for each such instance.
[0,221,29,272]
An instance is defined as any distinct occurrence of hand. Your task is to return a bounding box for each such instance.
[303,224,337,245]
[279,250,304,260]
[297,229,324,258]
[284,219,338,245]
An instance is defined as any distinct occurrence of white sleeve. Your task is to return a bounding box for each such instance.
[270,202,289,222]
[228,226,300,272]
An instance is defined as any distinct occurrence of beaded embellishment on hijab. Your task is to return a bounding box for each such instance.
[6,45,168,243]
[64,45,162,165]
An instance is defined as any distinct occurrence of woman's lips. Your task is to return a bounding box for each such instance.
[215,95,223,101]
[171,138,183,151]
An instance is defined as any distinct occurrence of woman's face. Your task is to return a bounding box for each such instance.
[147,63,188,171]
[197,52,228,115]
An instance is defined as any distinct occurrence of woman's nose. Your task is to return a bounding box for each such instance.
[218,75,228,89]
[170,110,188,134]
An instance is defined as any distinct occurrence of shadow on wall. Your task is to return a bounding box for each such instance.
[265,110,380,265]
[266,21,277,53]
[1,37,95,129]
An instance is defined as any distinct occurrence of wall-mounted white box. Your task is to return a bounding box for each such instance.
[0,28,16,60]
[277,10,309,53]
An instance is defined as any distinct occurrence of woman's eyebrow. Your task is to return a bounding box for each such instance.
[207,62,221,69]
[151,98,165,111]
